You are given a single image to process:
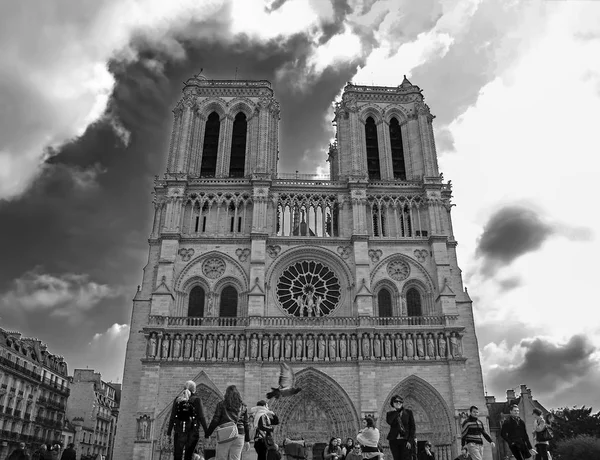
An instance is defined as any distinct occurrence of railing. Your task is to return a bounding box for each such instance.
[277,173,331,180]
[148,315,458,328]
[0,356,41,381]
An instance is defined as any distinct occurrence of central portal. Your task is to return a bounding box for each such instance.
[285,397,332,442]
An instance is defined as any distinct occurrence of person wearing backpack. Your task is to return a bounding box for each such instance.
[167,380,208,460]
[250,400,280,460]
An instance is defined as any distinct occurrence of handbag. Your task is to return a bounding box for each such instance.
[216,421,238,444]
[537,426,553,442]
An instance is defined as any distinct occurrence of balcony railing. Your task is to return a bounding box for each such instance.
[143,315,464,364]
[0,356,41,381]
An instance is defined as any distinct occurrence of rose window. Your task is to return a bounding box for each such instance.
[276,261,341,317]
[387,259,410,281]
[202,257,226,279]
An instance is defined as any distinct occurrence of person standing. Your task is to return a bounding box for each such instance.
[531,409,551,460]
[250,400,279,460]
[357,417,383,459]
[461,406,495,460]
[167,380,208,460]
[500,405,536,460]
[386,395,416,460]
[7,442,30,460]
[205,385,250,460]
[59,444,76,460]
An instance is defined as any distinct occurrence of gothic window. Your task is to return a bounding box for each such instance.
[229,112,247,177]
[188,286,205,317]
[389,117,406,180]
[219,286,238,317]
[372,204,386,237]
[200,112,220,177]
[365,117,381,180]
[378,289,393,317]
[406,288,422,316]
[399,205,412,237]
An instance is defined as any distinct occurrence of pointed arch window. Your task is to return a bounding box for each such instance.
[229,112,247,178]
[365,116,381,180]
[220,286,238,317]
[200,112,220,177]
[406,288,422,316]
[188,286,205,317]
[378,288,393,317]
[389,117,406,180]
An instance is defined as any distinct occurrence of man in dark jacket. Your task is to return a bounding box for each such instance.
[500,405,536,460]
[7,442,30,460]
[167,380,208,460]
[386,395,416,460]
[60,443,76,460]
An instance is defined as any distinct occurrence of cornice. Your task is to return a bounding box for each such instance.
[267,236,351,246]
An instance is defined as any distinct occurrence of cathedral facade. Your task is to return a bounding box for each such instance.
[114,74,491,460]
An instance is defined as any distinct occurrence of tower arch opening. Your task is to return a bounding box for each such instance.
[200,111,220,177]
[229,112,247,178]
[365,116,381,180]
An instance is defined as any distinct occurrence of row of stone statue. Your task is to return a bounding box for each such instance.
[145,330,463,362]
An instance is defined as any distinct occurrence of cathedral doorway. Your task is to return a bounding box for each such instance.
[269,368,359,445]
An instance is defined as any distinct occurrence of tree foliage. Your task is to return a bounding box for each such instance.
[554,435,600,460]
[550,406,600,443]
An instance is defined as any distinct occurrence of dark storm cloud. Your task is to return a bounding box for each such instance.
[485,335,598,400]
[475,205,554,276]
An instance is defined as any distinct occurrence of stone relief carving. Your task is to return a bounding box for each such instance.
[337,246,352,259]
[266,245,281,259]
[137,415,152,441]
[387,259,411,281]
[235,248,250,262]
[178,248,195,262]
[368,249,383,263]
[202,257,226,279]
[413,249,428,263]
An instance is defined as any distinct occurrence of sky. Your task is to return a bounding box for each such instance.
[1,0,599,412]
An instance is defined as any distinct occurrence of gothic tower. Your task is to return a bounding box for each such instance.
[114,74,492,460]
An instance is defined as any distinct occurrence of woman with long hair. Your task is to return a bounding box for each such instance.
[206,385,250,460]
[324,437,342,460]
[357,417,384,459]
[341,438,355,460]
[532,410,552,460]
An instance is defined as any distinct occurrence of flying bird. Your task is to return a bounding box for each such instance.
[266,362,302,399]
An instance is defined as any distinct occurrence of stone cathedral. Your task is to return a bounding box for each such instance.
[114,73,492,460]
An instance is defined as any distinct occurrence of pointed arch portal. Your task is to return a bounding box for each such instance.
[269,367,360,444]
[379,375,454,447]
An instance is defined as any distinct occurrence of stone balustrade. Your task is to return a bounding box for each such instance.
[142,318,465,363]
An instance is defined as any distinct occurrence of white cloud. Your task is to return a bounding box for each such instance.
[0,268,118,322]
[87,323,130,383]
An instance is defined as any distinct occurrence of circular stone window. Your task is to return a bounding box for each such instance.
[202,257,226,279]
[276,261,341,317]
[387,259,410,281]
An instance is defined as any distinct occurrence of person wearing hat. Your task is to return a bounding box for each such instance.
[250,400,279,460]
[386,395,416,460]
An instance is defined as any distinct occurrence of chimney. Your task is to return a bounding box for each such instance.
[520,384,528,396]
[506,389,515,400]
[485,395,496,404]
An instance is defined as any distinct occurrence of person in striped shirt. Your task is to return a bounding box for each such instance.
[461,406,495,460]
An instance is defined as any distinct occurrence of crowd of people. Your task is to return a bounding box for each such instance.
[6,442,77,460]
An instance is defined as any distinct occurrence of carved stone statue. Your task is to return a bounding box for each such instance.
[173,335,182,359]
[395,335,403,359]
[227,335,236,360]
[306,335,315,359]
[373,335,382,358]
[284,335,292,359]
[194,335,203,360]
[405,335,414,358]
[262,336,270,359]
[217,335,225,360]
[416,335,424,358]
[295,335,303,359]
[450,334,461,357]
[438,335,447,358]
[362,334,371,359]
[206,336,214,360]
[318,335,326,359]
[184,335,192,358]
[339,335,347,359]
[384,335,392,358]
[273,335,281,360]
[350,335,358,359]
[138,418,149,440]
[328,334,337,359]
[314,296,323,317]
[161,336,170,359]
[238,336,246,360]
[427,335,435,358]
[147,334,156,358]
[250,335,259,359]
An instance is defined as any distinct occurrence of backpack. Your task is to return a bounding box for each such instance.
[175,398,197,427]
